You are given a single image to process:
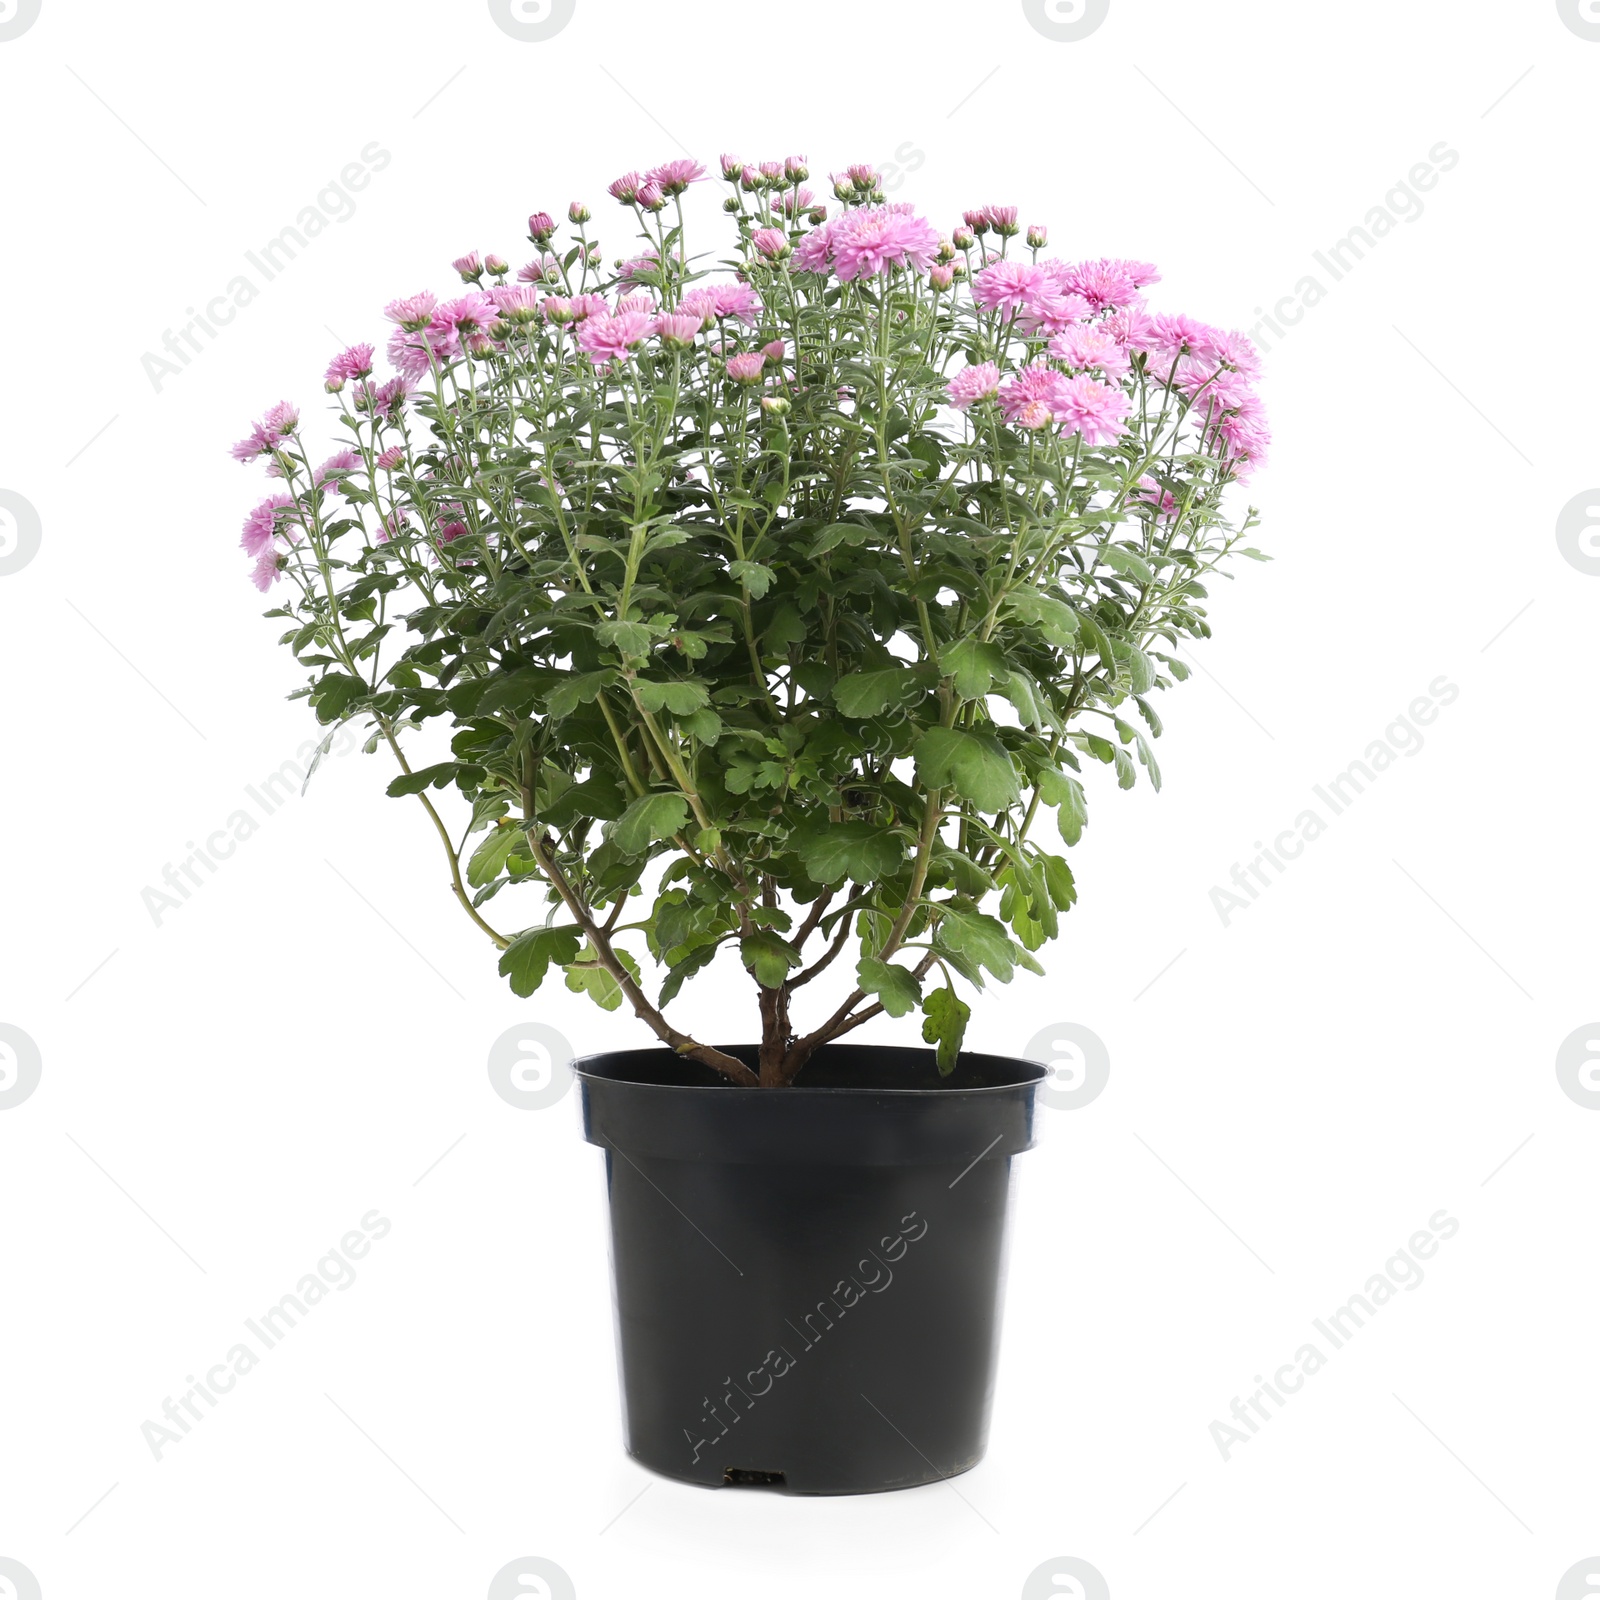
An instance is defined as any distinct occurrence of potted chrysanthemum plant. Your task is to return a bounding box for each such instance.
[231,153,1268,1493]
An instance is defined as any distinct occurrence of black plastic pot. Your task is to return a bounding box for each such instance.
[575,1042,1047,1495]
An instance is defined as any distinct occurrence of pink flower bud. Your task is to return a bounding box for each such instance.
[725,352,766,383]
[1026,224,1048,249]
[452,251,483,281]
[527,211,556,243]
[568,200,591,224]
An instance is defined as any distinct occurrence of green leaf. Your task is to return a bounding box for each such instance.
[1039,853,1077,911]
[942,637,1007,700]
[729,560,776,598]
[857,957,921,1018]
[312,673,368,724]
[633,678,710,715]
[386,762,463,797]
[596,619,653,656]
[807,521,869,556]
[1126,648,1156,695]
[833,666,922,719]
[938,905,1020,983]
[914,727,1021,811]
[1100,545,1155,584]
[546,669,616,719]
[565,943,640,1012]
[1001,590,1078,647]
[612,792,689,855]
[467,823,521,888]
[921,985,971,1075]
[1035,766,1088,845]
[793,822,903,885]
[740,931,801,988]
[498,925,582,998]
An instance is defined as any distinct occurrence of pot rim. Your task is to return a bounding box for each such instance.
[572,1041,1050,1098]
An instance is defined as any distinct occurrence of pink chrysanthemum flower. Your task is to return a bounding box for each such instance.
[615,292,657,317]
[998,363,1067,429]
[527,211,556,242]
[972,260,1041,314]
[386,322,456,381]
[575,310,655,366]
[451,251,483,281]
[637,182,665,211]
[789,218,835,275]
[1130,312,1219,367]
[569,293,608,321]
[929,263,954,290]
[946,362,1001,410]
[376,446,405,472]
[437,292,498,333]
[984,204,1020,235]
[654,312,702,349]
[517,255,563,284]
[608,170,644,203]
[762,339,786,363]
[489,284,542,322]
[1053,373,1131,447]
[718,153,743,180]
[250,546,285,592]
[229,402,299,463]
[1048,326,1132,382]
[725,351,766,383]
[752,227,789,259]
[324,343,375,391]
[785,155,808,178]
[777,186,815,217]
[680,283,763,327]
[827,204,941,282]
[384,292,438,329]
[377,511,410,544]
[1207,328,1262,379]
[1059,258,1161,311]
[241,492,292,556]
[646,159,705,195]
[1015,264,1097,336]
[846,163,880,187]
[315,450,362,494]
[1172,358,1256,414]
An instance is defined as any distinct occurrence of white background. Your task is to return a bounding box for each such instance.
[2,2,1597,1596]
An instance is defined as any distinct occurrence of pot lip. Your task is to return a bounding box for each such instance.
[572,1042,1050,1098]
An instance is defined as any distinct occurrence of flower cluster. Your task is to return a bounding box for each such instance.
[227,153,1268,1080]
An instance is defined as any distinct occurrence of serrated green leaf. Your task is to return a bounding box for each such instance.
[857,957,921,1018]
[921,985,971,1075]
[729,560,776,598]
[793,822,903,885]
[498,925,583,998]
[634,678,710,715]
[833,666,922,719]
[914,727,1021,811]
[740,931,801,988]
[612,792,689,855]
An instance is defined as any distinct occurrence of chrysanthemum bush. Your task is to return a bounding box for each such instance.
[233,154,1268,1088]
